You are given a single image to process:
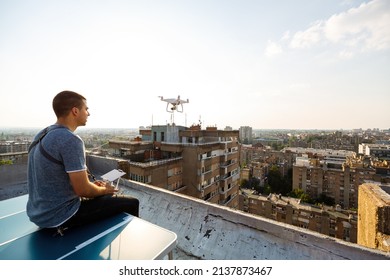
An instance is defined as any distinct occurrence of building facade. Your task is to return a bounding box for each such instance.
[239,126,252,144]
[359,143,390,160]
[291,149,376,209]
[240,189,358,242]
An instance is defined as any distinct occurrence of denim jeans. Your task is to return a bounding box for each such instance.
[60,194,139,230]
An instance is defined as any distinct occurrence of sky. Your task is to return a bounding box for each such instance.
[0,0,389,130]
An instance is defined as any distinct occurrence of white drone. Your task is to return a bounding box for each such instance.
[159,95,189,113]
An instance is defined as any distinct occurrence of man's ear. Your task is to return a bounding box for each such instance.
[71,107,79,116]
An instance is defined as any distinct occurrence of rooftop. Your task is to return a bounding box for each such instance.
[117,179,389,260]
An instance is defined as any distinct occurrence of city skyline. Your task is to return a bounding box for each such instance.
[1,0,389,130]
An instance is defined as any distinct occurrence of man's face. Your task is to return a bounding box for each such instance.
[76,100,90,126]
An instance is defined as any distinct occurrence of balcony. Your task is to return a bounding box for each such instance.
[219,184,238,200]
[220,161,238,175]
[226,151,238,161]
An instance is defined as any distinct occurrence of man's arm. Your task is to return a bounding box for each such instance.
[68,170,117,198]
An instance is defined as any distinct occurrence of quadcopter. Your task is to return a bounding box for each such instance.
[159,95,189,113]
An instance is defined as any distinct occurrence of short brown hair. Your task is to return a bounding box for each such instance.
[52,90,86,118]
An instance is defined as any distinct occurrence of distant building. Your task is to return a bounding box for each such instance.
[240,144,295,180]
[239,126,252,144]
[358,143,390,160]
[291,148,378,209]
[240,189,357,242]
[252,137,284,147]
[0,141,30,153]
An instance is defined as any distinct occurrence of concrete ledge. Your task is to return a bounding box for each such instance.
[120,180,390,260]
[358,183,390,252]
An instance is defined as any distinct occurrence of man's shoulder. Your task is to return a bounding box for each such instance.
[44,125,82,146]
[47,125,75,138]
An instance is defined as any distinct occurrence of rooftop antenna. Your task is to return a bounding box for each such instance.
[158,95,189,125]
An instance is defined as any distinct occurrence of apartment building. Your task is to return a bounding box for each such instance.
[239,126,252,144]
[359,143,390,160]
[240,144,295,186]
[240,189,357,242]
[108,124,241,209]
[0,141,30,154]
[292,150,377,209]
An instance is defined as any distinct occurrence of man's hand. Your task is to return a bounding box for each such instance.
[93,180,106,187]
[69,171,118,197]
[94,180,118,194]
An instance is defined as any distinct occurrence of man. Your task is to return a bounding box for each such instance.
[27,90,139,234]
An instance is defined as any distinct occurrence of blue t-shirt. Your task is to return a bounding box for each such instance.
[27,124,86,228]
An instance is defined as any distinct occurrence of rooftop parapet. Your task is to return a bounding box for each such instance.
[358,183,390,253]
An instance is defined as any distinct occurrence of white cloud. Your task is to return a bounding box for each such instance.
[264,40,283,57]
[338,50,355,59]
[288,0,390,53]
[324,0,390,51]
[289,21,323,49]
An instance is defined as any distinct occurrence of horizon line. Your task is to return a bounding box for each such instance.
[0,126,389,131]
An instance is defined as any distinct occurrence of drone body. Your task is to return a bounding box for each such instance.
[159,95,189,113]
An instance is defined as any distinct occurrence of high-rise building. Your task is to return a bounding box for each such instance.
[239,126,252,144]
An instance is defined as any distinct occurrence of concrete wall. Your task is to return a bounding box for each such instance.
[0,162,28,200]
[0,162,27,187]
[358,183,390,252]
[86,155,119,178]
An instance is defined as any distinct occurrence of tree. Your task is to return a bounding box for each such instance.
[316,193,335,206]
[240,179,248,188]
[261,183,272,195]
[266,166,292,196]
[240,177,261,191]
[0,159,13,165]
[288,188,313,204]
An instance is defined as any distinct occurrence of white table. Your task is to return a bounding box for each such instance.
[0,195,177,260]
